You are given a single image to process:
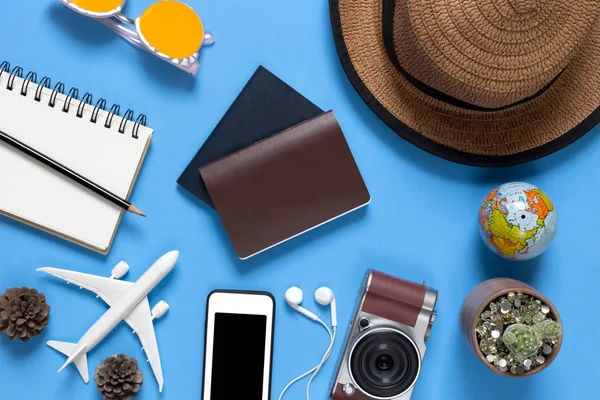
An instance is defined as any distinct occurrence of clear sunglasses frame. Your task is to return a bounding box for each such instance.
[60,0,215,76]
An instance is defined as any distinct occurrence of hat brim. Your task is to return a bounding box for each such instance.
[330,0,600,167]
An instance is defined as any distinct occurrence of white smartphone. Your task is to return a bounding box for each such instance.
[202,290,276,400]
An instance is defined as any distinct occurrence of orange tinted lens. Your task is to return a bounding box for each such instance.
[69,0,124,14]
[139,1,204,59]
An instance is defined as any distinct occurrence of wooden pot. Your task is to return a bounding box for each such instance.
[459,278,563,377]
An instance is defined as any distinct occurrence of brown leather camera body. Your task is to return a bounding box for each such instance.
[330,270,437,400]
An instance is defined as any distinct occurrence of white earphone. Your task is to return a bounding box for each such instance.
[315,287,337,328]
[279,286,337,400]
[285,286,319,321]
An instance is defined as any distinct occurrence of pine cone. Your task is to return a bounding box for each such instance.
[95,354,143,400]
[0,287,51,342]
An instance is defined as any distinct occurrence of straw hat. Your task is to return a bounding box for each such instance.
[329,0,600,166]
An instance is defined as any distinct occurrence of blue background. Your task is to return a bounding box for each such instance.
[0,1,598,399]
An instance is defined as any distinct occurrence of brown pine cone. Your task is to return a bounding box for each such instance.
[0,287,51,342]
[94,354,143,400]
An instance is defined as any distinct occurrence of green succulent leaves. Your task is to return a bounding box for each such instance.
[503,320,562,360]
[534,319,562,341]
[503,324,542,360]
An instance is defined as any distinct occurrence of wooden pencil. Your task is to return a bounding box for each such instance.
[0,129,145,217]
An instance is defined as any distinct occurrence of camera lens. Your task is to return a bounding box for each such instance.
[350,329,420,398]
[376,355,393,372]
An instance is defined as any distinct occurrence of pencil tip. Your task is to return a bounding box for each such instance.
[129,205,146,217]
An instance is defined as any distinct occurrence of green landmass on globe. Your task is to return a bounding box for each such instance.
[478,182,557,260]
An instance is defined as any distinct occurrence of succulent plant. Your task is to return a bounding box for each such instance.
[476,291,562,375]
[503,320,562,361]
[534,319,562,341]
[502,324,542,360]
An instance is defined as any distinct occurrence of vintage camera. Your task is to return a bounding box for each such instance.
[330,270,438,400]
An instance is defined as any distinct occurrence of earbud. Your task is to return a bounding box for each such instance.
[315,287,337,327]
[280,286,338,400]
[285,286,319,321]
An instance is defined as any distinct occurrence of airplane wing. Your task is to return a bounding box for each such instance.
[124,297,164,392]
[37,267,133,306]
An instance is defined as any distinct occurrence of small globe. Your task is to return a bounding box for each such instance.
[478,182,557,260]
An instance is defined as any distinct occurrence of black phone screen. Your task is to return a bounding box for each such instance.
[210,312,268,399]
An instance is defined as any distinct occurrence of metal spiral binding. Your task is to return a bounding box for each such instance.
[119,109,135,133]
[0,61,147,138]
[48,82,65,108]
[105,104,120,129]
[21,71,37,96]
[6,66,23,91]
[91,98,107,124]
[34,77,51,102]
[77,93,93,118]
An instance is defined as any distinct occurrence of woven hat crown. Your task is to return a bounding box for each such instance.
[391,0,600,108]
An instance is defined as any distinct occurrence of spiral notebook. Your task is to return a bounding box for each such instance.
[0,61,152,254]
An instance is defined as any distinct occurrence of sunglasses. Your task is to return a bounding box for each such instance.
[60,0,215,75]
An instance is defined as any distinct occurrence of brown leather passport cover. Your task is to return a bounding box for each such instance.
[199,111,370,259]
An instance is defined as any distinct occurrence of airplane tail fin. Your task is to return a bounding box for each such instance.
[47,340,89,383]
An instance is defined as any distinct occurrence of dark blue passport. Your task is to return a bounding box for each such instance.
[177,66,324,208]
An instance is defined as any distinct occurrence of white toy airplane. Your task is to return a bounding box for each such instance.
[37,250,179,392]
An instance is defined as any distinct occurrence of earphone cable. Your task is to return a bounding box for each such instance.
[306,326,336,400]
[277,319,333,400]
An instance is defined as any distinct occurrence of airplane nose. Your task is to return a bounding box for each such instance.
[151,251,178,276]
[162,250,179,266]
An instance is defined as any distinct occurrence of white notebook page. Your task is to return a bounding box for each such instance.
[0,73,152,253]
